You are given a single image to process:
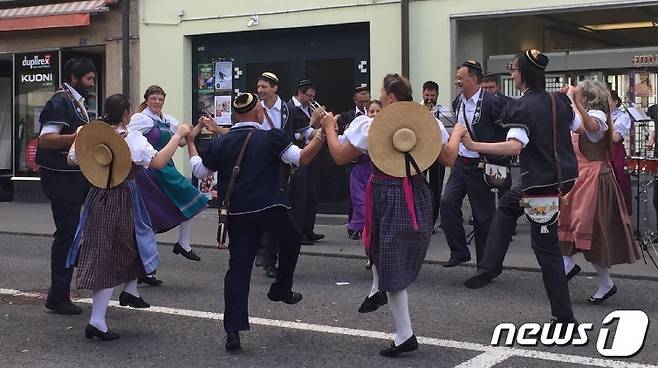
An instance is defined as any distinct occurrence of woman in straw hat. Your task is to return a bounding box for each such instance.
[128,85,208,268]
[66,94,191,341]
[558,80,638,304]
[321,74,466,357]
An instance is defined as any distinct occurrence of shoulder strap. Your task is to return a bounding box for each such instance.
[550,93,563,196]
[262,109,276,130]
[221,129,256,207]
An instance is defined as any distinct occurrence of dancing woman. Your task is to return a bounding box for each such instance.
[128,85,208,264]
[66,94,190,340]
[559,80,639,304]
[322,74,465,357]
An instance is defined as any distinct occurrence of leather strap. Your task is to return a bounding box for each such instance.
[221,129,256,208]
[262,109,276,130]
[550,93,562,196]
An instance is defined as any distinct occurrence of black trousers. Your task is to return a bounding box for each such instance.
[440,158,496,264]
[39,170,89,304]
[427,162,446,226]
[224,207,302,332]
[478,185,575,321]
[289,164,319,238]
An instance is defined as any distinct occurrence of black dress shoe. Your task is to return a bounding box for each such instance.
[464,273,494,289]
[587,285,617,305]
[358,291,388,313]
[566,264,581,282]
[173,242,201,261]
[308,233,325,241]
[301,238,315,246]
[85,324,120,341]
[45,301,83,315]
[267,290,303,304]
[119,291,150,308]
[263,265,277,279]
[379,335,418,357]
[443,256,470,268]
[347,229,356,238]
[349,231,361,240]
[225,331,241,351]
[138,276,163,286]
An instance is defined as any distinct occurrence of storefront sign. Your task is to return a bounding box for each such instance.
[15,52,58,92]
[632,54,658,65]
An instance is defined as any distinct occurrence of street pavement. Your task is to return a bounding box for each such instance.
[0,202,658,367]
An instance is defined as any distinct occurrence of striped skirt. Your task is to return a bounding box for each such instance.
[74,183,145,290]
[370,176,433,291]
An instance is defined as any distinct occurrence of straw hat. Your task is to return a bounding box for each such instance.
[75,120,132,189]
[368,101,442,177]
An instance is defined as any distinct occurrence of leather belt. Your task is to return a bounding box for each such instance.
[458,155,480,166]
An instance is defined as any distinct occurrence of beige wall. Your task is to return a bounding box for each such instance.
[0,0,141,107]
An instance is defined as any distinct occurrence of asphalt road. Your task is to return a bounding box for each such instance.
[0,233,656,368]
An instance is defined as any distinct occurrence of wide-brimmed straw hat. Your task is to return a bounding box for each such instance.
[75,120,132,189]
[368,101,442,177]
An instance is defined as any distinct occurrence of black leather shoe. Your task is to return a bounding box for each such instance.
[443,256,470,268]
[264,265,277,279]
[566,264,581,282]
[379,335,418,357]
[347,229,356,238]
[587,285,617,305]
[308,233,325,241]
[119,291,150,308]
[225,331,241,351]
[349,231,361,240]
[45,301,83,315]
[267,290,303,304]
[173,242,201,261]
[358,291,388,313]
[301,238,315,246]
[85,324,120,341]
[138,276,163,286]
[464,273,494,289]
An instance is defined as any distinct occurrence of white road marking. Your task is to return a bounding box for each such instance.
[1,288,656,368]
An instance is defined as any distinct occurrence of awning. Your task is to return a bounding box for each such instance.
[0,0,110,32]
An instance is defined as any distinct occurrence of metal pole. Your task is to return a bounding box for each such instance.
[401,0,409,77]
[121,0,130,98]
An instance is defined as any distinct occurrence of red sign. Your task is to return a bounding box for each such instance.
[25,138,39,172]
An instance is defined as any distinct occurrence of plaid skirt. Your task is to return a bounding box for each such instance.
[370,176,433,291]
[75,184,145,290]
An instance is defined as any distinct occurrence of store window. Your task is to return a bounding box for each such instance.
[14,51,59,177]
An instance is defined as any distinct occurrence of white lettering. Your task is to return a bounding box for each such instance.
[517,323,540,345]
[597,310,649,357]
[491,323,515,346]
[20,73,53,83]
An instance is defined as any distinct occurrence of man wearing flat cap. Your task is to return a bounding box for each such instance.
[187,92,327,351]
[462,49,579,325]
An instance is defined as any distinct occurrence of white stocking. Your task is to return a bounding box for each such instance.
[387,289,413,346]
[592,263,614,298]
[123,279,139,298]
[178,219,193,251]
[90,288,114,332]
[369,265,380,297]
[563,255,576,274]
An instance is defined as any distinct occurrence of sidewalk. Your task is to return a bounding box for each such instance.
[1,202,656,281]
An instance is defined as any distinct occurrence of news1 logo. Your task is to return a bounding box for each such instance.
[491,310,649,357]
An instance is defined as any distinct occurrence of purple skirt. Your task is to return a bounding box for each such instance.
[347,155,372,231]
[134,168,186,234]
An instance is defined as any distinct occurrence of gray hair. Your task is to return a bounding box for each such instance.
[578,79,611,113]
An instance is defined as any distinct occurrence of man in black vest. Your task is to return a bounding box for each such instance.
[440,61,508,268]
[35,57,95,314]
[463,50,578,324]
[287,79,325,245]
[186,92,325,351]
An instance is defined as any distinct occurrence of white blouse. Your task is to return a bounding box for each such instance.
[341,115,450,154]
[68,126,158,168]
[582,109,609,143]
[128,107,180,136]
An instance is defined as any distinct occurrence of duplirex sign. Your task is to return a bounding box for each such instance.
[15,52,58,92]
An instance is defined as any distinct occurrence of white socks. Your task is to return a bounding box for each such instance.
[123,279,139,298]
[178,219,193,251]
[387,289,413,346]
[90,288,114,332]
[563,255,576,274]
[592,263,615,298]
[369,265,380,297]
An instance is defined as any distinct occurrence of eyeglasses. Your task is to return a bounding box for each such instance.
[304,93,316,99]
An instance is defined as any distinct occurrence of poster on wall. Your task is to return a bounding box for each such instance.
[198,172,218,201]
[197,63,214,93]
[214,95,232,126]
[15,52,58,93]
[214,61,233,91]
[198,94,214,117]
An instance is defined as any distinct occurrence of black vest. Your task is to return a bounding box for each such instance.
[503,91,578,193]
[452,91,508,165]
[35,90,89,171]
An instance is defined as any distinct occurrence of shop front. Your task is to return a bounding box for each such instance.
[0,0,139,202]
